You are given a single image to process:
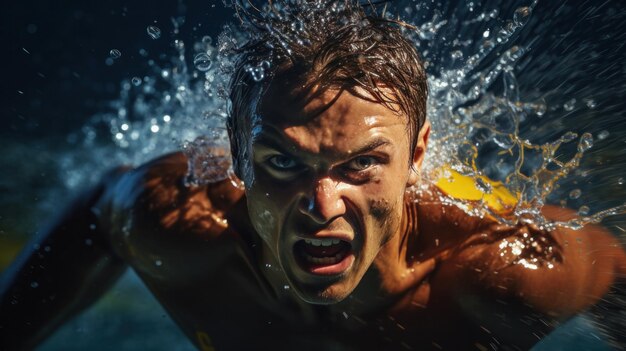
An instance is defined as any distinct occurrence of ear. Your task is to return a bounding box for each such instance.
[407,120,431,187]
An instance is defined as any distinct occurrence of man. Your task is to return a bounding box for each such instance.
[1,1,625,350]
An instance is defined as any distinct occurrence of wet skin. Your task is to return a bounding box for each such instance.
[1,81,626,350]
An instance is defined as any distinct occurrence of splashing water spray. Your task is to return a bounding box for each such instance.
[59,0,625,269]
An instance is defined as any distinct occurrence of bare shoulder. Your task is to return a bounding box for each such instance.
[94,152,249,277]
[414,184,626,317]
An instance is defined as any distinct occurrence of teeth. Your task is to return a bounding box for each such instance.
[303,238,342,247]
[303,252,346,265]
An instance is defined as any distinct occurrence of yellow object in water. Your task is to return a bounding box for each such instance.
[435,167,518,214]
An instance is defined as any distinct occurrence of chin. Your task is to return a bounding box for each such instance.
[291,280,355,305]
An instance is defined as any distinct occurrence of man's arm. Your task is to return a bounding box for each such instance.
[430,203,626,346]
[447,205,626,315]
[0,168,129,350]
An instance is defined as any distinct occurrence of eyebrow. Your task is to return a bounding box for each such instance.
[256,130,393,160]
[349,137,393,156]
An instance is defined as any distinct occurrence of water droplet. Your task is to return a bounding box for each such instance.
[174,39,185,51]
[578,133,593,152]
[146,25,161,39]
[85,239,93,246]
[89,224,96,230]
[131,77,142,86]
[283,284,290,290]
[155,260,163,266]
[513,7,531,26]
[562,131,578,143]
[109,49,121,59]
[450,50,463,59]
[584,98,597,109]
[245,65,266,82]
[563,98,576,111]
[597,130,609,140]
[578,206,590,216]
[44,246,51,252]
[31,282,39,288]
[569,189,581,199]
[535,102,546,117]
[201,35,213,46]
[482,29,490,38]
[618,178,624,185]
[290,20,304,32]
[150,125,160,133]
[193,53,212,71]
[475,177,493,194]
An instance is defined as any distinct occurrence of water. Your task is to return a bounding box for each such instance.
[54,1,626,238]
[147,25,162,40]
[4,0,626,349]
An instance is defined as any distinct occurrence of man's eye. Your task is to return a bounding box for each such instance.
[346,156,377,171]
[267,155,298,170]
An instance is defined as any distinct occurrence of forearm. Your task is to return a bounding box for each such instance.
[0,178,127,350]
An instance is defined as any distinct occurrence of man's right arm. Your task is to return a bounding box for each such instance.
[0,167,130,350]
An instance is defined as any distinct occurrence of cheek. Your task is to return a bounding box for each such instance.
[247,189,279,244]
[363,179,406,236]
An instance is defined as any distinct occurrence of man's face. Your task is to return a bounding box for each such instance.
[243,73,423,304]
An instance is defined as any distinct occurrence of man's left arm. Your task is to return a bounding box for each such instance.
[443,205,626,318]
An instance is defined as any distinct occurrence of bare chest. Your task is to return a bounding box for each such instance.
[113,232,469,350]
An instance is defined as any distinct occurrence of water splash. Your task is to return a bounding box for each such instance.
[58,0,625,264]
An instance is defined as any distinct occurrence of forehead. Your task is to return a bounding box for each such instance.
[256,72,408,154]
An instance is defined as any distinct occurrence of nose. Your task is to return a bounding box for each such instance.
[298,176,346,224]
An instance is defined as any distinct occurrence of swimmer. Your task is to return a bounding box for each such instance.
[1,2,625,350]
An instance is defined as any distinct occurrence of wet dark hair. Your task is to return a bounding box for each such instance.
[227,0,428,177]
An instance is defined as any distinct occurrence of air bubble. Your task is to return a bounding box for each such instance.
[193,53,212,71]
[563,98,576,111]
[147,25,161,39]
[578,206,590,216]
[597,130,609,140]
[131,77,142,86]
[155,260,163,266]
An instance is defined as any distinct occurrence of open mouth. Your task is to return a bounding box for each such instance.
[294,238,354,275]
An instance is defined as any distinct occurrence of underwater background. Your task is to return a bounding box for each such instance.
[1,0,625,349]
